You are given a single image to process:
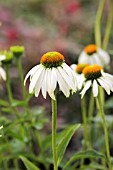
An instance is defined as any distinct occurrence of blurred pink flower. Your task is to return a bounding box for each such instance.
[4,28,19,40]
[66,2,80,14]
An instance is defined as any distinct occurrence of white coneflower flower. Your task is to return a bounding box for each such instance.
[71,63,89,90]
[24,51,77,100]
[78,44,110,67]
[79,65,113,98]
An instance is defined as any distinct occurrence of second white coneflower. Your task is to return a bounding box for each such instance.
[79,65,113,98]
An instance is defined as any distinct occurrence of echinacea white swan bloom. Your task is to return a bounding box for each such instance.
[24,51,77,100]
[71,63,89,90]
[78,44,110,67]
[80,65,113,98]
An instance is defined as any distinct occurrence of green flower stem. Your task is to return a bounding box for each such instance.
[5,64,13,103]
[96,93,112,170]
[34,130,48,169]
[14,159,19,170]
[51,94,57,170]
[88,92,94,149]
[95,0,105,47]
[4,137,19,170]
[88,92,94,123]
[16,57,26,99]
[81,97,88,151]
[5,64,20,118]
[17,57,30,115]
[102,0,113,50]
[3,162,8,170]
[80,96,88,168]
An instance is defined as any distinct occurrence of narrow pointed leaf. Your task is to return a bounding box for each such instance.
[79,162,107,170]
[57,124,81,166]
[63,150,106,170]
[11,99,27,107]
[0,99,9,106]
[20,156,40,170]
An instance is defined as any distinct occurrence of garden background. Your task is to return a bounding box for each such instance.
[0,0,113,170]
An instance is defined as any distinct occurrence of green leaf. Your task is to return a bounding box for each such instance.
[42,127,69,151]
[0,99,9,106]
[11,99,27,107]
[63,150,106,170]
[105,97,113,109]
[32,118,49,130]
[79,162,107,170]
[1,107,12,113]
[19,156,40,170]
[57,124,81,166]
[11,139,26,152]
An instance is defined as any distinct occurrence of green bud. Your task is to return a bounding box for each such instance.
[10,46,25,58]
[2,51,13,64]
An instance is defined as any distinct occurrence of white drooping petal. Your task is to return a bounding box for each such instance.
[92,53,102,66]
[56,69,70,97]
[62,63,76,85]
[63,63,75,77]
[29,66,44,93]
[50,68,57,92]
[78,51,89,64]
[77,74,85,90]
[34,69,45,97]
[57,66,75,91]
[102,72,113,83]
[24,65,40,85]
[92,80,98,97]
[46,69,56,100]
[98,48,110,66]
[48,68,57,100]
[98,78,110,95]
[41,70,48,99]
[70,64,77,70]
[46,69,51,91]
[88,57,93,65]
[80,80,91,98]
[0,67,6,81]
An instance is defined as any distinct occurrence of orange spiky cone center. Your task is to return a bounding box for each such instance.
[76,64,89,74]
[84,44,97,55]
[41,51,64,68]
[83,65,102,80]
